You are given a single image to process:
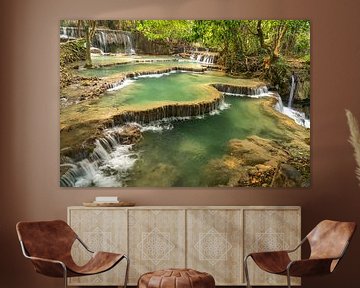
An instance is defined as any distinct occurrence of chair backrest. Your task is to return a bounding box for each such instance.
[307,220,356,261]
[16,220,77,261]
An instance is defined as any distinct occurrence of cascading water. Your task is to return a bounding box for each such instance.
[60,27,136,54]
[288,74,296,108]
[272,91,310,128]
[123,34,136,55]
[60,84,273,187]
[60,132,138,187]
[213,84,269,98]
[97,31,107,53]
[190,52,216,64]
[60,27,79,40]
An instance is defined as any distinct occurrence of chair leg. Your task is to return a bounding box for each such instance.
[244,255,252,288]
[286,269,291,288]
[123,255,130,288]
[62,265,68,288]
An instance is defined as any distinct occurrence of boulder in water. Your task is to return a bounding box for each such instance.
[115,124,142,145]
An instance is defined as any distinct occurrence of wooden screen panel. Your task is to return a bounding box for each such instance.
[186,209,243,285]
[128,209,186,284]
[243,208,301,286]
[68,208,128,286]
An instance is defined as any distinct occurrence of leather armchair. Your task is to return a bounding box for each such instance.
[16,220,129,288]
[244,220,356,288]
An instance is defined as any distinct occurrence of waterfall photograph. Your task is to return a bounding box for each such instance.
[60,20,310,188]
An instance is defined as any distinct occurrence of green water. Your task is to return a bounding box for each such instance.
[91,54,176,65]
[128,96,286,187]
[61,71,263,126]
[77,59,202,78]
[62,61,288,187]
[104,71,261,107]
[106,72,215,107]
[87,72,284,187]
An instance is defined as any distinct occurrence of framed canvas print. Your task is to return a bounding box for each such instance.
[60,20,310,188]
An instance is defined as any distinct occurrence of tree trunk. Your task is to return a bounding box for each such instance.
[273,24,287,59]
[84,25,92,68]
[257,20,265,50]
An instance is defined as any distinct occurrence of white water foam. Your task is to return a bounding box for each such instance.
[222,86,269,98]
[190,53,215,64]
[107,79,135,92]
[209,100,231,115]
[133,70,177,79]
[60,136,138,187]
[223,92,269,98]
[108,70,195,91]
[270,91,310,128]
[282,107,310,128]
[123,122,174,133]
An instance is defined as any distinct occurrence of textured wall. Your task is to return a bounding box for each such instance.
[1,0,360,287]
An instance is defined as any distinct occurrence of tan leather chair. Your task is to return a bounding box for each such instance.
[16,220,129,288]
[244,220,356,288]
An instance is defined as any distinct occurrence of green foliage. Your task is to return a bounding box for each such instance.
[132,19,310,79]
[136,20,194,44]
[60,19,310,79]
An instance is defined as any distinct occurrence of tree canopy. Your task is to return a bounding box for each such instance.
[61,19,310,79]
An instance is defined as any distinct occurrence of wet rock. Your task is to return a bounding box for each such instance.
[202,131,309,187]
[228,136,288,167]
[203,156,249,187]
[271,163,302,188]
[115,124,142,145]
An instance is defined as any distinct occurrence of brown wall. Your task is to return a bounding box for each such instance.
[1,0,360,287]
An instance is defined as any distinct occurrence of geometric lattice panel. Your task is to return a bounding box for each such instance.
[67,206,300,286]
[244,209,301,286]
[68,208,127,286]
[128,209,186,284]
[187,209,243,285]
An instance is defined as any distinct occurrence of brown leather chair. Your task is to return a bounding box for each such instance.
[244,220,356,288]
[16,220,129,288]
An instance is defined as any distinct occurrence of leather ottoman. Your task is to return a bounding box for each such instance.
[138,268,215,288]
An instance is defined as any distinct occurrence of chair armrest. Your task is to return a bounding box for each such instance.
[247,250,290,258]
[19,240,67,277]
[245,236,306,258]
[26,255,65,266]
[26,255,67,277]
[287,258,335,277]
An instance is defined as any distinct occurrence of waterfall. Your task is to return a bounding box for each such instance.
[212,84,269,98]
[60,27,136,54]
[274,92,284,112]
[60,27,80,41]
[288,74,296,108]
[272,91,310,128]
[60,131,138,187]
[190,52,216,64]
[123,34,135,55]
[96,31,107,52]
